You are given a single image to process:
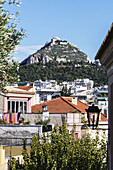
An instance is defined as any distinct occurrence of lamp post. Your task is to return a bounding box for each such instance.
[85,104,101,129]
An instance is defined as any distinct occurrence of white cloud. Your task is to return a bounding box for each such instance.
[15,45,43,55]
[12,45,43,63]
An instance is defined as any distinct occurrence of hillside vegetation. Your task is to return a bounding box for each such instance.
[19,61,107,86]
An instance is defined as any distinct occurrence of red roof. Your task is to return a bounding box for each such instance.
[17,86,33,91]
[101,113,108,121]
[31,96,88,114]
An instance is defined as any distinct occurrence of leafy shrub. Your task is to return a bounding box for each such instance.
[35,118,50,126]
[10,122,107,170]
[19,117,25,124]
[0,118,7,124]
[24,120,31,125]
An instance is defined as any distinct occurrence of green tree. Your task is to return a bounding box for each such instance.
[10,122,107,170]
[19,61,107,86]
[0,0,25,91]
[61,86,71,96]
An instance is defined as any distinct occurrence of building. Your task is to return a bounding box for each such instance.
[33,80,61,104]
[0,92,4,114]
[35,88,61,104]
[95,89,108,105]
[31,96,89,138]
[16,86,36,106]
[2,86,35,113]
[95,23,113,170]
[74,79,94,90]
[34,79,57,88]
[71,89,94,104]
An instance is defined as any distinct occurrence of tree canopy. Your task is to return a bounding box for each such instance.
[19,61,107,87]
[0,0,25,91]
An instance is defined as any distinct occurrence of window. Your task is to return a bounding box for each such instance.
[16,101,19,113]
[12,101,15,113]
[24,102,27,113]
[20,102,23,112]
[8,100,28,113]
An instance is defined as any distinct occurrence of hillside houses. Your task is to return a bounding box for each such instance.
[12,78,94,104]
[0,79,108,133]
[10,79,108,115]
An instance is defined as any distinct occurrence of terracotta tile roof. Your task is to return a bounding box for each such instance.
[17,86,33,91]
[31,96,88,114]
[4,86,35,95]
[61,97,88,113]
[101,113,108,121]
[95,23,113,60]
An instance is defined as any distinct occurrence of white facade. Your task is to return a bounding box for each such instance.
[35,88,61,104]
[74,79,94,90]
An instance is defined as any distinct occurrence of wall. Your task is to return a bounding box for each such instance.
[49,114,66,126]
[0,94,4,114]
[21,113,67,126]
[21,113,82,138]
[21,113,43,124]
[0,125,42,145]
[81,128,108,142]
[108,69,113,170]
[67,113,81,138]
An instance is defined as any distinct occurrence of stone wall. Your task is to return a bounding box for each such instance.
[21,113,43,124]
[49,114,67,126]
[0,113,67,145]
[21,113,67,126]
[0,125,42,145]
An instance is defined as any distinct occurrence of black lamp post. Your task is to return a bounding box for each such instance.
[85,104,101,129]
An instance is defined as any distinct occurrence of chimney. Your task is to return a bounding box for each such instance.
[72,97,77,105]
[42,105,49,121]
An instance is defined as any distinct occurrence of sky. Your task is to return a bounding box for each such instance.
[5,0,113,62]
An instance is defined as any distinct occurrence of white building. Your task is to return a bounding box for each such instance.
[74,79,94,90]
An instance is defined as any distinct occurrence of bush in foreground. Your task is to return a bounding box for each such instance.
[10,122,107,170]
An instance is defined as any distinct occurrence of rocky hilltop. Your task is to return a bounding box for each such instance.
[21,37,91,65]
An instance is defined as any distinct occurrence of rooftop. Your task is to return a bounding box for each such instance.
[17,86,33,91]
[101,113,108,121]
[4,86,35,95]
[31,96,88,114]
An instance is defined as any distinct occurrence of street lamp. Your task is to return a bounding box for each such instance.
[85,104,101,129]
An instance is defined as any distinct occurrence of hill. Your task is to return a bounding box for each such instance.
[21,37,91,65]
[19,61,107,87]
